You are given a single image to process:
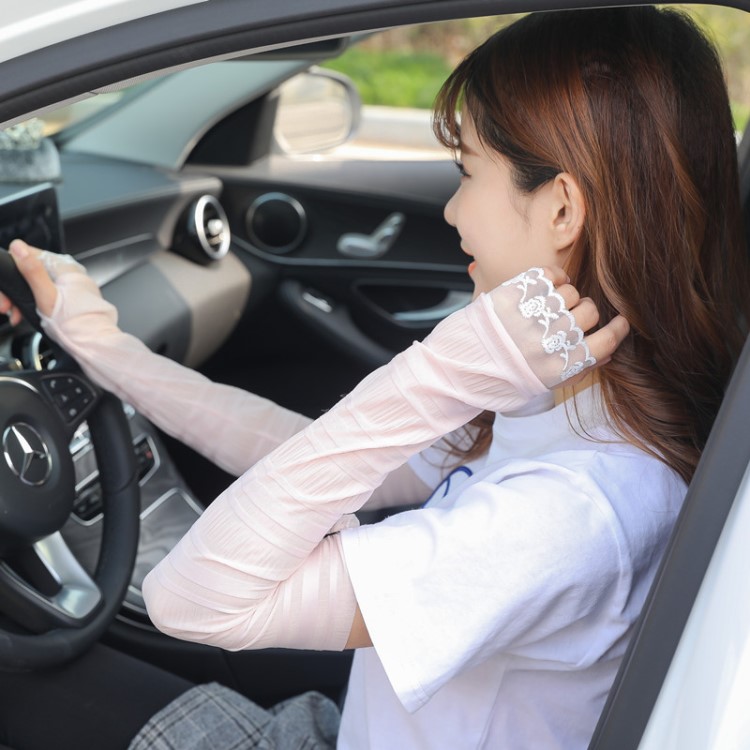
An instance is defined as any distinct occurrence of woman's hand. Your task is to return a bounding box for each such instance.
[0,239,85,324]
[491,266,629,389]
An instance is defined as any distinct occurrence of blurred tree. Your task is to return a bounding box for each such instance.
[328,6,750,128]
[682,4,750,127]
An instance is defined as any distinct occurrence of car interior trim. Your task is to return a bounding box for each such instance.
[245,192,308,254]
[590,332,750,748]
[148,249,251,368]
[190,195,231,260]
[74,233,155,261]
[124,487,203,617]
[101,260,192,364]
[122,487,204,618]
[30,532,101,619]
[202,157,457,208]
[234,234,465,274]
[71,432,161,528]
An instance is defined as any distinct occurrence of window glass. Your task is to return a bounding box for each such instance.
[321,7,750,155]
[683,4,750,133]
[11,6,750,151]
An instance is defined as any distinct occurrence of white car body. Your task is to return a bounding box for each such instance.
[0,0,206,64]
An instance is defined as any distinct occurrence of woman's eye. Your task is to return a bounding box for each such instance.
[454,160,470,178]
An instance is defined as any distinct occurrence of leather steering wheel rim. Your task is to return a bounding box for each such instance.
[0,249,140,670]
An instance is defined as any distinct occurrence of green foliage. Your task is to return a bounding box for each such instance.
[731,102,750,134]
[323,48,452,109]
[679,4,750,132]
[323,7,750,127]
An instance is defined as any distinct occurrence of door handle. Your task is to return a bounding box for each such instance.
[280,281,394,368]
[392,291,472,324]
[337,212,405,259]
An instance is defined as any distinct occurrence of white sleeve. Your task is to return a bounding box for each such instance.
[340,465,624,711]
[142,292,549,651]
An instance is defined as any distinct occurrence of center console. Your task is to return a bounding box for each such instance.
[61,404,202,624]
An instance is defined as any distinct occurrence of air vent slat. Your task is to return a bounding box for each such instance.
[173,195,230,264]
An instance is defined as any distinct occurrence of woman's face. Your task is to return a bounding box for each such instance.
[443,113,563,298]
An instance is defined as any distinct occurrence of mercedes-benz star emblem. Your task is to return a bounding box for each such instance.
[2,423,52,486]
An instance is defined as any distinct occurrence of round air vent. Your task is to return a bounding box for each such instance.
[245,192,307,254]
[173,195,230,264]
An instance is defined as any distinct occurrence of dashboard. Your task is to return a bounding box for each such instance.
[0,159,252,627]
[1,153,251,371]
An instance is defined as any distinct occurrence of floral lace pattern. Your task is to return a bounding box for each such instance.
[501,267,595,381]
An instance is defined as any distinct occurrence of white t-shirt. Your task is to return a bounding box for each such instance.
[338,387,686,749]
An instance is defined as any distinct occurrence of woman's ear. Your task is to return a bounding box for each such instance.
[549,172,585,250]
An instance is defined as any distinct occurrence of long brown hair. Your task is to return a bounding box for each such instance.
[434,7,749,484]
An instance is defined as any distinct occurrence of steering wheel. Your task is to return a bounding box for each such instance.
[0,249,140,670]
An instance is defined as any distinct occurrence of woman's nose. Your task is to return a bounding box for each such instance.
[444,191,458,227]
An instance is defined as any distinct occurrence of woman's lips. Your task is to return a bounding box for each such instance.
[468,260,477,274]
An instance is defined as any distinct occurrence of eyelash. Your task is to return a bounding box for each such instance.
[454,160,470,178]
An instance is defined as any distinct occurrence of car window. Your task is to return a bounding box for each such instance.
[290,8,750,158]
[17,6,750,154]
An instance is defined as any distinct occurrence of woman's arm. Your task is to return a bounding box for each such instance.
[14,245,310,476]
[2,241,432,510]
[141,269,626,652]
[8,242,627,652]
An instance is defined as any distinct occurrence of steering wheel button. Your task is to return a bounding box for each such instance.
[74,482,104,521]
[54,392,71,406]
[40,374,97,422]
[49,376,74,391]
[69,391,92,411]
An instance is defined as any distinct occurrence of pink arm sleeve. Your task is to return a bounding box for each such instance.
[40,270,309,476]
[39,261,430,509]
[142,293,547,651]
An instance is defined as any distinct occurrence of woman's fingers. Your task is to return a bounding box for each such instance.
[0,292,22,326]
[567,295,599,332]
[560,315,630,389]
[584,314,630,364]
[541,270,602,334]
[541,268,627,360]
[8,239,58,317]
[539,265,570,288]
[495,266,630,388]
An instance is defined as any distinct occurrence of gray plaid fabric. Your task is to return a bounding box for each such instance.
[128,684,339,750]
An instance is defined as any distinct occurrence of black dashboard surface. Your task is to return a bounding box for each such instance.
[0,152,227,366]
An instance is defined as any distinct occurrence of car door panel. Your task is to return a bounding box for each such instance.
[211,157,468,366]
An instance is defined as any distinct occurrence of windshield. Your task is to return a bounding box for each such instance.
[42,94,129,136]
[41,81,155,137]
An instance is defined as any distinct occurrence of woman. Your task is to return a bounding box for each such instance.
[1,6,746,749]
